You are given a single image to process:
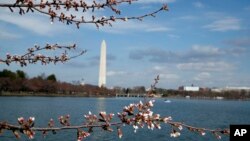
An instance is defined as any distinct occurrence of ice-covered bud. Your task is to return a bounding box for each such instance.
[89,111,92,115]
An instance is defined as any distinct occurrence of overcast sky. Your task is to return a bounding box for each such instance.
[1,0,250,89]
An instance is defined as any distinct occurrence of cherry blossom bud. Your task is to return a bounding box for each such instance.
[117,128,123,138]
[133,125,138,133]
[154,114,160,120]
[170,131,180,138]
[17,117,24,125]
[148,100,155,107]
[48,118,54,127]
[13,130,20,138]
[178,125,183,131]
[99,111,107,120]
[217,135,221,139]
[163,116,172,123]
[29,117,35,122]
[201,132,206,136]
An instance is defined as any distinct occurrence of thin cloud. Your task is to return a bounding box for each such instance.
[129,44,224,63]
[194,72,211,81]
[179,15,197,20]
[99,20,172,34]
[187,45,224,58]
[224,37,250,47]
[89,54,117,61]
[167,34,180,38]
[0,29,22,39]
[177,61,234,72]
[107,70,127,76]
[160,73,179,80]
[244,6,250,11]
[203,17,241,32]
[145,27,172,32]
[193,2,204,8]
[129,48,179,63]
[0,10,67,36]
[65,62,88,68]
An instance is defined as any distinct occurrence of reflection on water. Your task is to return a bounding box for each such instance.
[0,97,250,141]
[96,98,106,112]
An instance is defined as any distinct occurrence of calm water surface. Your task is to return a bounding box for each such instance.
[0,97,250,141]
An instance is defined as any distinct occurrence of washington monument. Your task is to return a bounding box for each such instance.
[98,40,106,87]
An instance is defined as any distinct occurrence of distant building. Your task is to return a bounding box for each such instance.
[179,85,200,92]
[211,87,250,92]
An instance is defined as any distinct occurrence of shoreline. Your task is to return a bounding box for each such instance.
[0,92,114,98]
[1,92,250,101]
[164,96,250,101]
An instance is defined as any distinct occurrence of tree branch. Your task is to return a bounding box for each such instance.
[0,0,168,28]
[0,44,86,67]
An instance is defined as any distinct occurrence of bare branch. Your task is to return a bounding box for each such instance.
[0,0,168,28]
[0,44,86,67]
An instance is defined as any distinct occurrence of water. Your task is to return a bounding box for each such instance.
[0,97,250,141]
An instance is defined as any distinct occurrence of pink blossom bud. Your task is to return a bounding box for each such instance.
[117,128,123,138]
[29,117,35,122]
[163,116,172,123]
[170,131,180,138]
[17,117,24,125]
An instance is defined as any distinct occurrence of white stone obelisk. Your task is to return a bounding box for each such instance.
[98,40,106,87]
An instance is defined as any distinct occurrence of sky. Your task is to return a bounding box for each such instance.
[0,0,250,89]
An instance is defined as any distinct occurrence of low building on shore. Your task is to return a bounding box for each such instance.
[211,86,250,92]
[179,85,200,92]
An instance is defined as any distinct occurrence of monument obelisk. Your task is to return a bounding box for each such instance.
[98,40,106,87]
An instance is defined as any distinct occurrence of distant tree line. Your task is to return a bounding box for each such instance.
[158,88,250,100]
[0,69,114,97]
[113,86,146,94]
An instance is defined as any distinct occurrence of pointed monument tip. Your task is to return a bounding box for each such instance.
[101,40,106,47]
